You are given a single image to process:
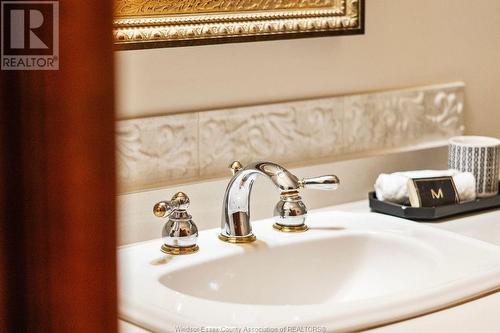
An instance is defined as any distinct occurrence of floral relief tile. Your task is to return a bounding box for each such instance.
[116,113,199,191]
[198,98,344,178]
[343,90,427,153]
[116,82,465,192]
[423,85,465,139]
[343,84,465,154]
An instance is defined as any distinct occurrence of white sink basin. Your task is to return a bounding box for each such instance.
[119,210,500,332]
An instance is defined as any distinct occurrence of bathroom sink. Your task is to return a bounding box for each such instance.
[119,210,500,332]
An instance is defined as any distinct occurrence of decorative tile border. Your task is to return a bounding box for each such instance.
[198,99,344,178]
[117,112,199,190]
[117,82,465,192]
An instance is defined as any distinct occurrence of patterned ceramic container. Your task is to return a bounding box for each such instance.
[449,136,500,198]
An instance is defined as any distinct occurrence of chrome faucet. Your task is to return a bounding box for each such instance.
[219,161,339,243]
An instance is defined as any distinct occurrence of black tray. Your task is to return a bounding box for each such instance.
[369,191,500,221]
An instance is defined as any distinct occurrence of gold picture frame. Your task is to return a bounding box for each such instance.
[114,0,364,49]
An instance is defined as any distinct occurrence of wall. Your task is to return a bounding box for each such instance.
[115,0,500,138]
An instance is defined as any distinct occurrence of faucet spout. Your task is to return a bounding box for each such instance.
[219,161,339,243]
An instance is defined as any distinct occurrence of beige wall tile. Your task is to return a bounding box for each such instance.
[116,83,464,193]
[116,113,199,192]
[198,98,344,178]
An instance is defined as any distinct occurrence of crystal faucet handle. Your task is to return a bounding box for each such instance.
[299,175,340,191]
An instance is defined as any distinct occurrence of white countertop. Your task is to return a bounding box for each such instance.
[324,200,500,247]
[120,200,500,333]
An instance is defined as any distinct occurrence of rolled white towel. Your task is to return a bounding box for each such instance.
[375,170,476,205]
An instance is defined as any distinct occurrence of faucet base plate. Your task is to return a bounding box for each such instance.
[218,233,257,244]
[161,244,199,255]
[273,223,309,233]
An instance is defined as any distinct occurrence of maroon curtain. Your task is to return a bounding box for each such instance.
[0,0,117,332]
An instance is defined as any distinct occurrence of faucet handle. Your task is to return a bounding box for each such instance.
[299,175,340,190]
[229,161,243,175]
[153,192,199,255]
[153,192,190,218]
